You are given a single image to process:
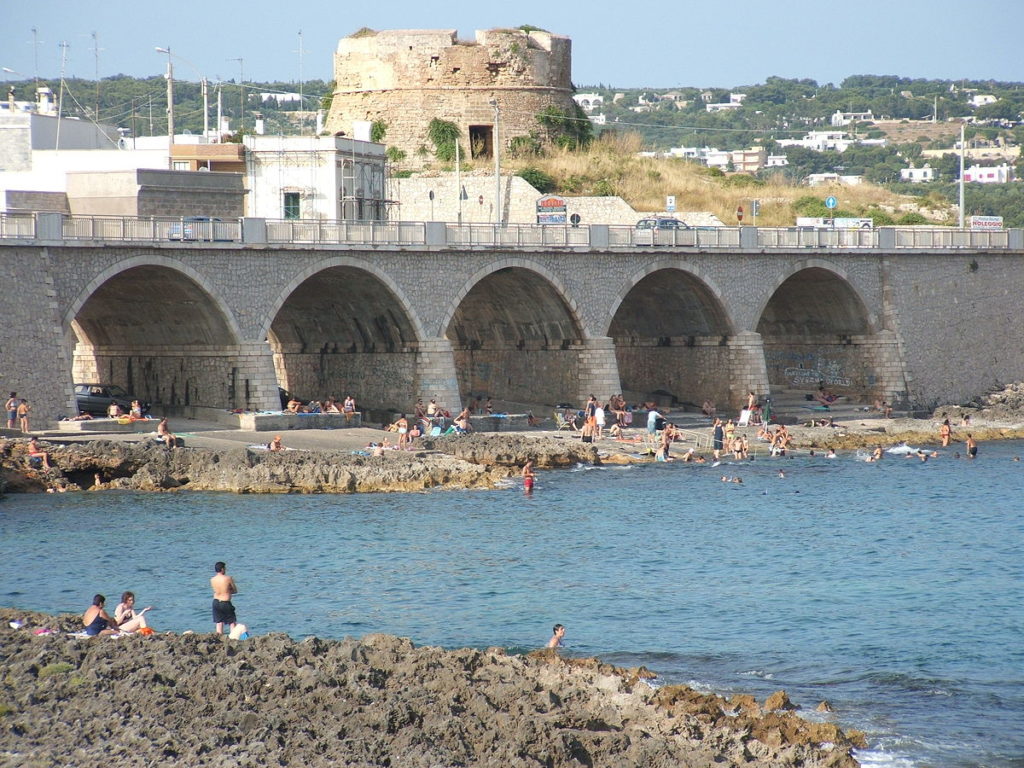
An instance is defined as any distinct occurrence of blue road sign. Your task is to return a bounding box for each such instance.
[825,195,838,209]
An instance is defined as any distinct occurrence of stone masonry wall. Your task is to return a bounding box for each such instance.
[327,29,576,171]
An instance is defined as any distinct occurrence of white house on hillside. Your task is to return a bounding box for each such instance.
[900,165,935,183]
[963,163,1015,184]
[573,93,604,112]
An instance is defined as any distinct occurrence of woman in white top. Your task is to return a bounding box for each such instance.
[114,591,152,633]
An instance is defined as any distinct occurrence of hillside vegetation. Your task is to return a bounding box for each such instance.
[507,133,951,226]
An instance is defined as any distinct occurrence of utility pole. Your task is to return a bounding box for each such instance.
[958,122,965,229]
[297,30,305,135]
[91,31,100,119]
[228,57,244,132]
[156,47,174,168]
[56,41,69,151]
[490,99,501,226]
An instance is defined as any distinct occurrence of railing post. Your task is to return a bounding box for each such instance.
[1007,229,1023,250]
[589,224,609,248]
[425,222,448,246]
[35,212,65,242]
[739,226,758,249]
[241,218,267,244]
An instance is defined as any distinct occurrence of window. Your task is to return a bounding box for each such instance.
[283,192,300,220]
[172,161,189,171]
[469,125,493,159]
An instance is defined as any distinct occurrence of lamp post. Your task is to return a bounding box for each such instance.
[489,99,500,227]
[155,47,174,169]
[958,122,965,229]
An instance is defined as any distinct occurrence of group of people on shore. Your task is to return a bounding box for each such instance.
[286,394,358,424]
[81,561,244,639]
[5,392,32,433]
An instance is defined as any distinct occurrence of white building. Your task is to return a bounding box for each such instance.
[830,109,873,127]
[900,165,935,183]
[969,94,997,108]
[777,130,887,153]
[805,173,864,187]
[572,93,604,112]
[963,163,1015,184]
[243,132,388,221]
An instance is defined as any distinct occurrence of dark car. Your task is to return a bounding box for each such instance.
[167,216,232,242]
[635,217,690,230]
[75,384,149,417]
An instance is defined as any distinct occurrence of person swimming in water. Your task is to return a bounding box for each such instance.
[547,623,565,648]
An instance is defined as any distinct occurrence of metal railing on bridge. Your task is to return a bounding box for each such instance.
[1,212,1020,251]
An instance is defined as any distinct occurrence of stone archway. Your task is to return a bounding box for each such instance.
[444,266,585,407]
[69,263,243,409]
[756,267,879,399]
[267,265,421,412]
[608,267,736,409]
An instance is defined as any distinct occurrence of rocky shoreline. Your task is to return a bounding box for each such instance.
[4,386,1024,494]
[0,435,599,495]
[0,609,864,768]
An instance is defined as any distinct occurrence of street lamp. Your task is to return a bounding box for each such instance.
[489,98,500,227]
[155,47,174,169]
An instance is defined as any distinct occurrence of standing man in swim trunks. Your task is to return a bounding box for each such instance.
[211,561,238,635]
[965,434,978,459]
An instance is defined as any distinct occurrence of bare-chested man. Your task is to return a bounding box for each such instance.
[210,561,238,634]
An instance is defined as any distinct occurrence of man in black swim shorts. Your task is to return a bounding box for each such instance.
[210,561,238,634]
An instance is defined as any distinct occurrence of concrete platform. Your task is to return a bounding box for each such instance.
[235,412,362,432]
[57,418,161,433]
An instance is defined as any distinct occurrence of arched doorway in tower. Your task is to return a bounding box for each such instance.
[268,267,419,412]
[757,268,878,399]
[71,265,240,409]
[445,267,583,407]
[609,269,733,408]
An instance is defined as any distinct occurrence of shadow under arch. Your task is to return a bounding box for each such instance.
[756,265,879,399]
[607,265,735,409]
[442,260,584,407]
[67,258,243,410]
[265,257,424,412]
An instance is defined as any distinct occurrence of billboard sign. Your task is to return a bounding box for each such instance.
[969,215,1003,230]
[536,195,567,225]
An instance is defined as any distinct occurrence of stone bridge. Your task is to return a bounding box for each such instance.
[4,216,1023,424]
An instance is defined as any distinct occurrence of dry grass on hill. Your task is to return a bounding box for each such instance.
[506,133,951,226]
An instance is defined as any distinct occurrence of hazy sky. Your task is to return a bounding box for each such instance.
[3,0,1021,89]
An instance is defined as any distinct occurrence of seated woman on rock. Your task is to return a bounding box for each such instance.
[114,591,153,633]
[82,594,121,636]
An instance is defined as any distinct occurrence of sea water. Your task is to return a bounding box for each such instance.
[1,442,1022,768]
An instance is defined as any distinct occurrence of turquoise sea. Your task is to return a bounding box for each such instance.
[1,442,1022,767]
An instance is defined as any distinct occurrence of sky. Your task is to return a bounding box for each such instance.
[3,0,1022,89]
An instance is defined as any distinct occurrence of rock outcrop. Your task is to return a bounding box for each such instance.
[0,435,603,495]
[0,610,864,768]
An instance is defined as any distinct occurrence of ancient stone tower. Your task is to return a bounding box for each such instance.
[324,28,577,169]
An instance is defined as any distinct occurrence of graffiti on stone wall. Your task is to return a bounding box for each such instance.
[766,350,853,388]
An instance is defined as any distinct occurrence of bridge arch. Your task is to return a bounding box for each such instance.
[756,263,882,400]
[65,256,247,410]
[441,258,585,407]
[607,262,737,408]
[263,257,426,411]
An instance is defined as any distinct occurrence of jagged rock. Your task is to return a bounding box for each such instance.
[765,690,799,711]
[0,609,863,768]
[817,700,834,712]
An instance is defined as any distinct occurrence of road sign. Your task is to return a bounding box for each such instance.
[736,205,744,222]
[666,195,676,213]
[569,213,581,227]
[751,199,761,217]
[825,196,838,209]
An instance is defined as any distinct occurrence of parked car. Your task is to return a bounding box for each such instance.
[635,217,691,230]
[167,216,232,242]
[75,384,150,417]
